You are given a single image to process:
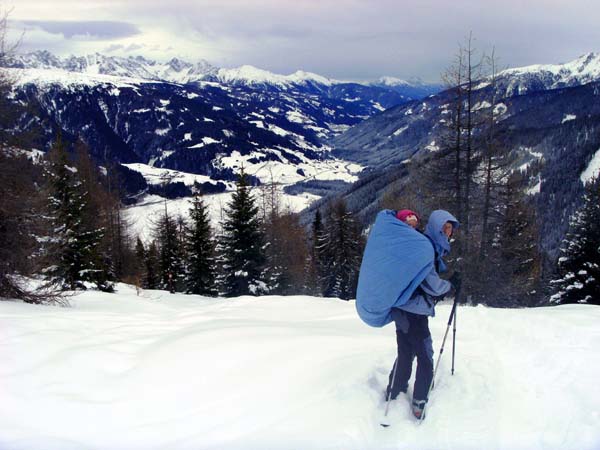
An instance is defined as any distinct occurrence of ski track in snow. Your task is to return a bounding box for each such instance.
[0,286,599,450]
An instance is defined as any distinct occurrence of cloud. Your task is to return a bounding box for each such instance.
[21,20,140,40]
[8,0,600,82]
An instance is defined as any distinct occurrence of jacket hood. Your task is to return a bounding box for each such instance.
[424,210,459,257]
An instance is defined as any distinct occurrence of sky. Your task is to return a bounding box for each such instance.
[6,0,600,83]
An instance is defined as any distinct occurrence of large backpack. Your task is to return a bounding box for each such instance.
[355,210,434,327]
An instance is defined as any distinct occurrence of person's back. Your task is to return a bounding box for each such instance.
[385,209,460,420]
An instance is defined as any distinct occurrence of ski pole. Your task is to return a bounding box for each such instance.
[419,286,461,421]
[452,299,457,375]
[381,358,398,427]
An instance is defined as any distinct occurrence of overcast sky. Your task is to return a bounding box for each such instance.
[6,0,600,83]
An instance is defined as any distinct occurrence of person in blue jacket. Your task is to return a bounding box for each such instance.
[385,209,460,420]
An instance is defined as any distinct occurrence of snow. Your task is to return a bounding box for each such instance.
[124,187,319,243]
[187,137,222,149]
[267,124,290,136]
[494,103,508,116]
[580,148,600,184]
[425,141,439,152]
[121,163,224,187]
[216,65,335,88]
[473,100,492,111]
[500,52,600,88]
[375,76,411,87]
[562,114,577,123]
[218,150,363,186]
[154,128,170,136]
[7,67,151,90]
[0,287,599,449]
[528,179,542,195]
[392,125,408,136]
[286,110,312,124]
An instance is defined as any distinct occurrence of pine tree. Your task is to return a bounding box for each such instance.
[132,237,147,287]
[185,195,217,296]
[73,141,115,291]
[318,199,363,300]
[221,170,267,297]
[303,209,324,296]
[551,177,600,305]
[144,241,160,289]
[154,201,184,293]
[43,136,105,290]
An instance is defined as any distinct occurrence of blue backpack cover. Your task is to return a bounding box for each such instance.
[356,210,434,327]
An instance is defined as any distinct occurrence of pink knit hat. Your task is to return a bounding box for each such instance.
[396,209,419,223]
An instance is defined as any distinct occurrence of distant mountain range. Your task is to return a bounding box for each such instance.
[3,50,441,199]
[6,50,440,94]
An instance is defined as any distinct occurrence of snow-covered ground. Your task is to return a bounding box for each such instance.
[124,189,320,243]
[1,286,599,450]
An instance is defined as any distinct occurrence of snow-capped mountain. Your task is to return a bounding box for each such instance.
[6,51,218,84]
[370,76,442,99]
[493,52,600,96]
[5,51,442,204]
[7,50,441,95]
[328,52,600,261]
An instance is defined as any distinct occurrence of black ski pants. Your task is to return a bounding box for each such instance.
[386,308,434,402]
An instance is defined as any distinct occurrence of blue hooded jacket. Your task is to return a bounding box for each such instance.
[356,210,434,327]
[399,210,460,317]
[424,209,460,273]
[356,209,459,326]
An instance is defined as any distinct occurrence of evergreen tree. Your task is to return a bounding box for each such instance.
[221,170,267,297]
[303,209,324,296]
[43,136,105,290]
[318,199,363,300]
[144,241,160,290]
[154,201,184,293]
[185,195,217,296]
[133,237,147,287]
[551,177,600,305]
[73,141,115,291]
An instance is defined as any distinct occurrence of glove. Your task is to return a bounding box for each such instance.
[449,271,462,292]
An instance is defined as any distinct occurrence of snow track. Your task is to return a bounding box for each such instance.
[0,286,599,449]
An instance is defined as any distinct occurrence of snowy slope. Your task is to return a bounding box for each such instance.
[123,189,320,243]
[1,286,599,450]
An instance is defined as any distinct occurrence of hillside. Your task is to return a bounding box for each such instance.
[0,285,598,449]
[328,54,600,260]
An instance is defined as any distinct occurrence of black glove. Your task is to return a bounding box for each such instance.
[449,271,462,292]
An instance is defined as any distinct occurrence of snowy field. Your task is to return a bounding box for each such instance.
[123,190,320,243]
[0,286,599,450]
